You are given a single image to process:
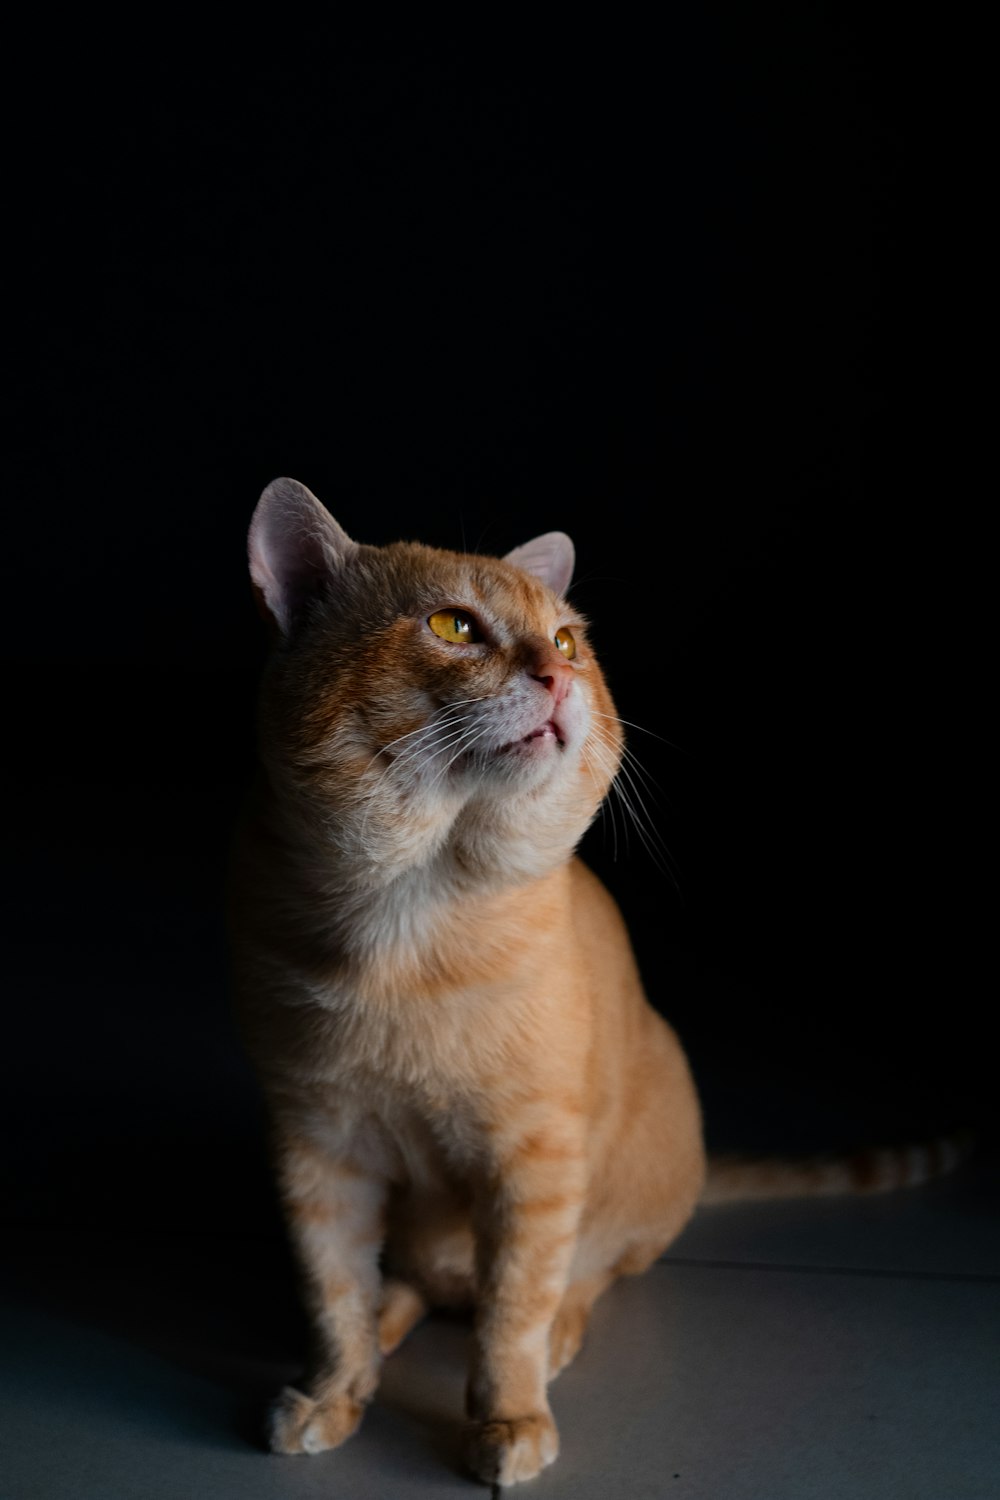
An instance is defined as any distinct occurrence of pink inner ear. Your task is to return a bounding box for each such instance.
[248,477,356,634]
[504,532,575,597]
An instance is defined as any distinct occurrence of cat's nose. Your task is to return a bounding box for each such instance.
[530,651,573,707]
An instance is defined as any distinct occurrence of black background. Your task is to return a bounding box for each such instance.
[5,17,984,1242]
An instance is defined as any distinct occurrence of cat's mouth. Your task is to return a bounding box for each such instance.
[495,719,565,756]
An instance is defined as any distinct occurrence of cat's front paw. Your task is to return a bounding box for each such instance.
[465,1410,559,1487]
[268,1385,364,1456]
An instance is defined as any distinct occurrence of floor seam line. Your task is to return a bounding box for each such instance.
[657,1255,1000,1285]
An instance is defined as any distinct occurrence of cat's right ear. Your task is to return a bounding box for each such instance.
[248,477,357,635]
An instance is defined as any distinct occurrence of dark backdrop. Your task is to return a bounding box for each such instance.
[5,18,981,1241]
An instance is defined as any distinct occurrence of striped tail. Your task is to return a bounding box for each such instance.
[701,1130,975,1206]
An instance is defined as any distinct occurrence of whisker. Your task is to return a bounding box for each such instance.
[361,696,493,784]
[591,722,667,809]
[591,709,687,756]
[616,741,675,814]
[589,724,680,887]
[357,724,473,815]
[387,719,476,777]
[426,720,495,790]
[353,702,492,847]
[614,756,668,864]
[587,733,631,856]
[360,714,463,781]
[583,741,622,861]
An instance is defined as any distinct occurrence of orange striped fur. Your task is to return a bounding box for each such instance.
[228,478,968,1488]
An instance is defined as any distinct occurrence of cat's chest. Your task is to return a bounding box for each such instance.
[315,1072,483,1197]
[305,972,494,1088]
[293,984,523,1188]
[292,899,553,1094]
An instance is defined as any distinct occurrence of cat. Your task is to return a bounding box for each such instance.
[227,477,970,1488]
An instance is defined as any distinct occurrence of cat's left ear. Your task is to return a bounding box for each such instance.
[504,532,575,597]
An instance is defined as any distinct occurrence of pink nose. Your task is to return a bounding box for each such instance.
[529,648,573,707]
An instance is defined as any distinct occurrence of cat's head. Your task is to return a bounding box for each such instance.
[247,478,622,883]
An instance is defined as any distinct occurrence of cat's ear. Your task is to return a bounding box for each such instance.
[248,477,357,634]
[504,532,575,597]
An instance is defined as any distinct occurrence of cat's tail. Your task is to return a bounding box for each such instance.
[701,1129,976,1205]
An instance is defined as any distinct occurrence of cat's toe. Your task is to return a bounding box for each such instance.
[466,1410,560,1486]
[268,1385,364,1455]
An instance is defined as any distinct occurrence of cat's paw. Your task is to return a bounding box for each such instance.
[268,1385,364,1456]
[465,1410,560,1487]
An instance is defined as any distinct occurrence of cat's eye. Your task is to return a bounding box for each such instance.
[554,626,577,660]
[428,609,482,645]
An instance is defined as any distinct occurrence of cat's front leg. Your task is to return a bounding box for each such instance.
[268,1123,387,1457]
[465,1121,586,1487]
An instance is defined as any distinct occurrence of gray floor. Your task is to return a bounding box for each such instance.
[3,1155,998,1500]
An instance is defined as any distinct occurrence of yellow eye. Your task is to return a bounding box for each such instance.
[428,609,481,644]
[555,626,576,659]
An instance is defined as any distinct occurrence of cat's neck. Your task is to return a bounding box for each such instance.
[248,766,585,977]
[261,759,585,887]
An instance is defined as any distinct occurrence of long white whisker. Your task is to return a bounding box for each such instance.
[583,742,621,860]
[614,759,668,860]
[591,709,687,756]
[426,720,496,791]
[358,722,476,834]
[616,740,674,814]
[586,733,630,858]
[363,696,494,787]
[589,724,679,887]
[363,696,493,771]
[386,719,476,778]
[353,703,491,847]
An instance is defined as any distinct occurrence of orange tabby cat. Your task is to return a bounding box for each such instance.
[228,477,967,1487]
